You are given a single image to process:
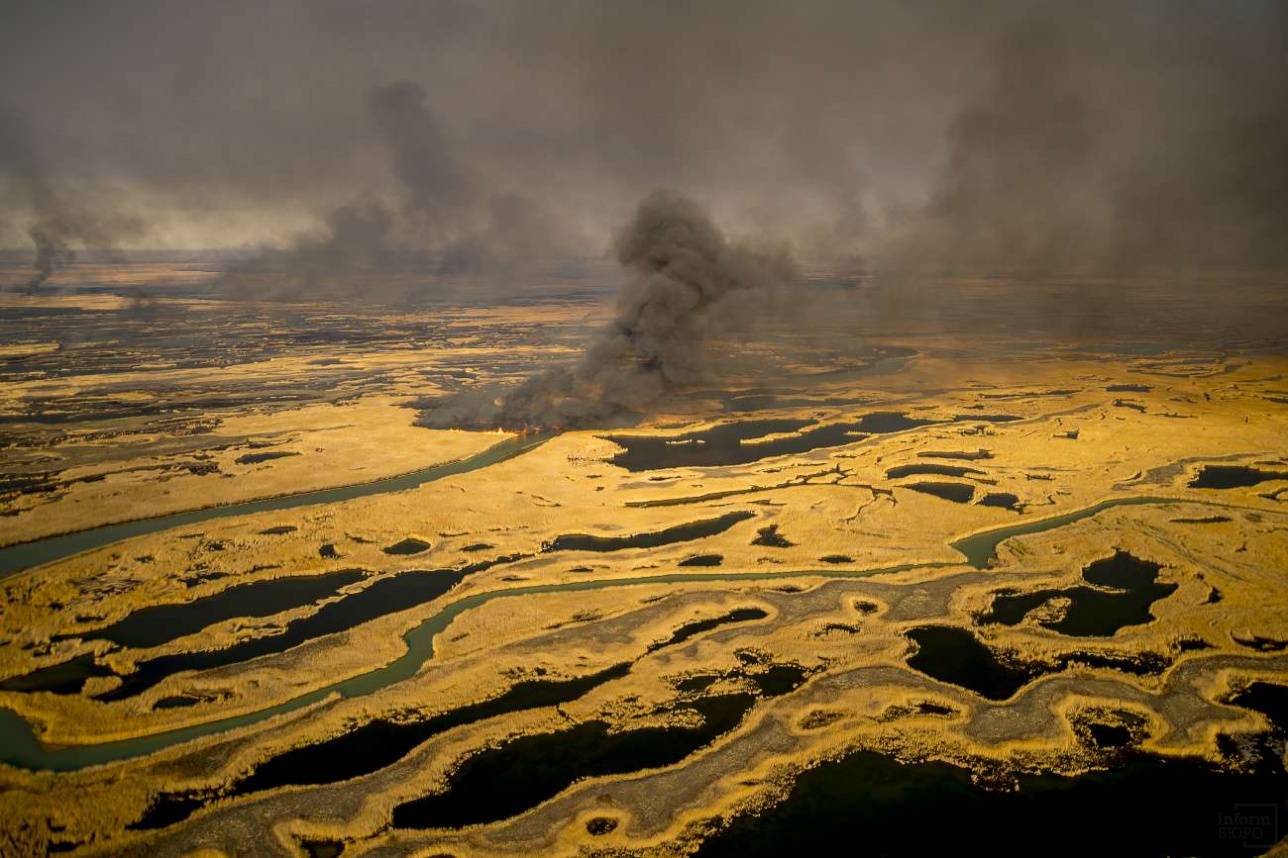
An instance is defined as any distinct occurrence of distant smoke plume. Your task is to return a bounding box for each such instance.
[420,190,795,430]
[225,80,567,298]
[2,110,144,293]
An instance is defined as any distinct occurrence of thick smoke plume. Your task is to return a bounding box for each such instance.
[224,80,567,299]
[420,190,795,430]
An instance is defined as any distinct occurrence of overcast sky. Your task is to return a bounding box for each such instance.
[2,0,1285,272]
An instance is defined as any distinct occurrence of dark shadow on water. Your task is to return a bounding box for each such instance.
[978,492,1020,511]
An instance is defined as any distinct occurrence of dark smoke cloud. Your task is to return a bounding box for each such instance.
[881,10,1288,273]
[419,190,795,430]
[223,80,569,299]
[3,2,1286,278]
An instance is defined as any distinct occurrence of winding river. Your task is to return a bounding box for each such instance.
[0,434,1273,774]
[0,433,549,580]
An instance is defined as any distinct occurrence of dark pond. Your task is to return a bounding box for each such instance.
[905,626,1041,700]
[979,551,1176,637]
[56,569,366,650]
[1230,682,1288,732]
[751,524,794,547]
[97,556,520,702]
[603,413,933,471]
[978,492,1020,510]
[0,653,114,695]
[885,463,985,479]
[392,693,756,829]
[902,482,975,503]
[695,747,1288,857]
[234,451,299,465]
[544,512,753,552]
[1190,465,1288,489]
[135,608,769,828]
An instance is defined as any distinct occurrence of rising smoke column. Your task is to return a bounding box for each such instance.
[2,110,144,293]
[421,190,795,430]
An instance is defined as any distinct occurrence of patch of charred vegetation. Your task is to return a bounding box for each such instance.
[233,450,300,465]
[977,551,1175,637]
[952,413,1021,423]
[751,524,794,548]
[389,659,811,830]
[812,622,861,638]
[2,457,224,497]
[878,700,957,722]
[133,607,769,829]
[693,745,1288,858]
[544,511,753,553]
[92,555,525,703]
[258,525,297,535]
[1190,464,1288,489]
[153,690,232,710]
[602,412,934,471]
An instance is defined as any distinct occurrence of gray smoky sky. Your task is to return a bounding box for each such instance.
[2,0,1286,278]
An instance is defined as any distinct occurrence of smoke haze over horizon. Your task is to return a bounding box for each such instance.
[2,0,1287,291]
